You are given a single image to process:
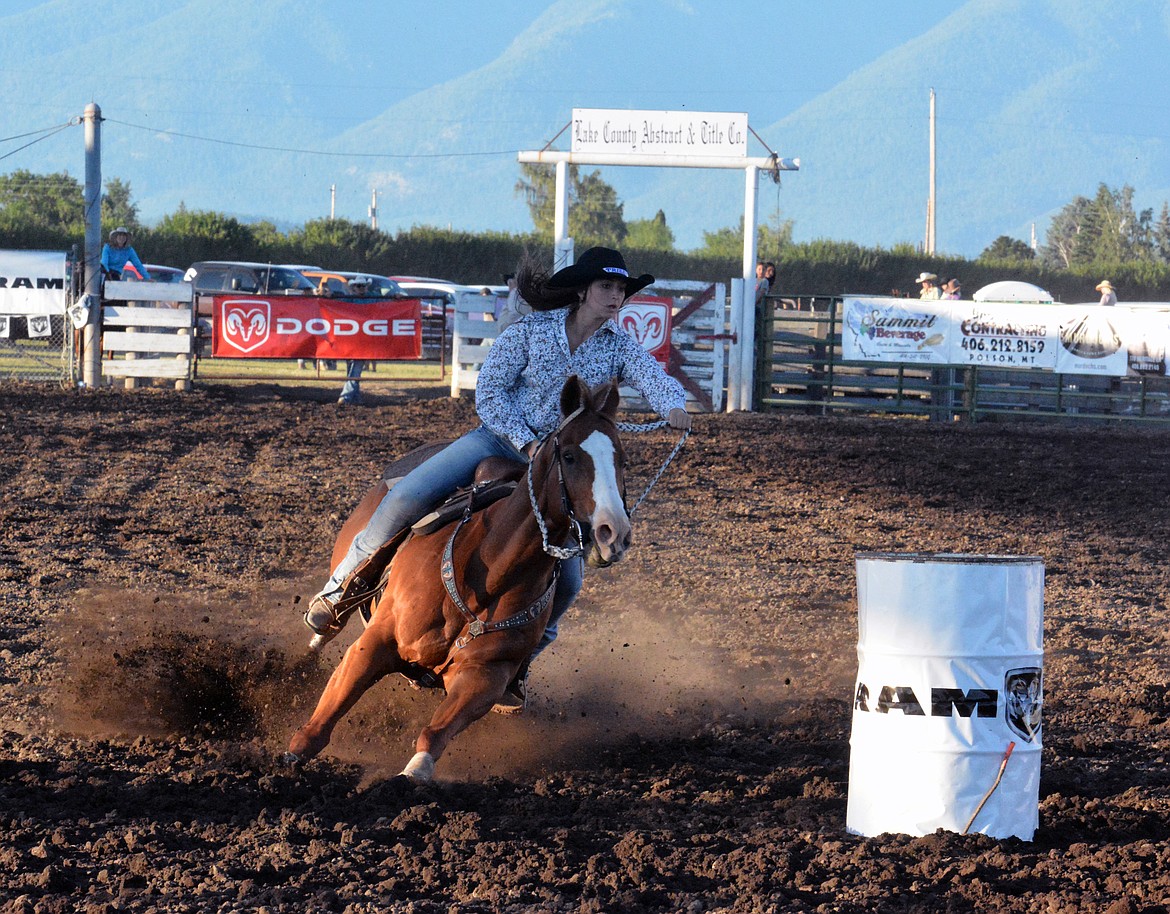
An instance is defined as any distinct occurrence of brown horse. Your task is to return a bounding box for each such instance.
[287,376,632,781]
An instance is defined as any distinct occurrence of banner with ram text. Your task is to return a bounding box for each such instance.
[211,296,422,360]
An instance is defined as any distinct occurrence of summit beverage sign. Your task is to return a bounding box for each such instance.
[571,108,747,158]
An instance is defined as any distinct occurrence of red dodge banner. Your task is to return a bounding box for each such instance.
[210,296,422,359]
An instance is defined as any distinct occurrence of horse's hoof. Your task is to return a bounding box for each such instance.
[280,751,303,768]
[401,751,435,782]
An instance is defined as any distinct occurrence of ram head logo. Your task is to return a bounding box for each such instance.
[221,300,270,353]
[1004,667,1043,743]
[620,301,670,352]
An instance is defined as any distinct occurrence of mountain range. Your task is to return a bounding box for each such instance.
[2,0,1167,259]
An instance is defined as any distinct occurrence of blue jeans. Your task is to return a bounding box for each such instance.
[338,360,363,403]
[325,424,582,655]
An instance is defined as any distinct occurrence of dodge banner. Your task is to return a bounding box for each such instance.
[210,296,422,360]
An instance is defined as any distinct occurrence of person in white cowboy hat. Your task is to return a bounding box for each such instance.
[1096,279,1117,307]
[304,246,691,711]
[915,271,941,301]
[100,226,150,281]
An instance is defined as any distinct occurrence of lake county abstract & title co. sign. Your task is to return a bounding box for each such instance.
[571,108,747,159]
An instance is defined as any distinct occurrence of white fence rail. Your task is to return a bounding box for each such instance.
[100,279,195,384]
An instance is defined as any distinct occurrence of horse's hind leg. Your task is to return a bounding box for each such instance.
[288,625,405,762]
[402,662,513,781]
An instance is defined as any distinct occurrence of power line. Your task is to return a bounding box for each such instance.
[103,117,520,160]
[0,120,76,144]
[0,121,75,163]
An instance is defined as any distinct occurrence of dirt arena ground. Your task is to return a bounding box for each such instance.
[1,380,1169,914]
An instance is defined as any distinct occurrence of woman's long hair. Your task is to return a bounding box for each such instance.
[514,250,581,312]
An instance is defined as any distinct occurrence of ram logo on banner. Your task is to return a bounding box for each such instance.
[620,296,672,366]
[221,300,271,353]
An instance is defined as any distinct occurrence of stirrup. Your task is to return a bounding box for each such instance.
[304,589,343,636]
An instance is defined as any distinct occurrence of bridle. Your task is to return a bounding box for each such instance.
[526,405,596,560]
[527,410,690,560]
[443,406,688,650]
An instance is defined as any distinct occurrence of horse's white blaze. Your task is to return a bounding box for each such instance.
[581,430,629,558]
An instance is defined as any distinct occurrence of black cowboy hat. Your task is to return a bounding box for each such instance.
[547,247,654,300]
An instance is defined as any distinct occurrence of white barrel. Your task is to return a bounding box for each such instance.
[846,553,1044,840]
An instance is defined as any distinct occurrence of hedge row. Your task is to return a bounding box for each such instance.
[5,223,1170,303]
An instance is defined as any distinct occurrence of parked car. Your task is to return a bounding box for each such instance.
[300,270,407,298]
[184,261,318,296]
[391,277,495,320]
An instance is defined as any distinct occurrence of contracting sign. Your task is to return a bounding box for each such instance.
[571,108,747,159]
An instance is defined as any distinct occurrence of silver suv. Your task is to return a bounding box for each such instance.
[184,261,317,295]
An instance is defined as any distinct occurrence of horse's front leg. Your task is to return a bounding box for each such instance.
[401,661,514,782]
[288,622,405,763]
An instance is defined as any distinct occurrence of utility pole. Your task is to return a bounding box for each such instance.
[369,188,378,230]
[82,102,102,388]
[926,88,937,255]
[330,184,336,219]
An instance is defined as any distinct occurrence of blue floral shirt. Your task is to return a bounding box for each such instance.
[475,308,687,451]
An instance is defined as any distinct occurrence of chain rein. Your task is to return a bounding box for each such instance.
[528,417,689,558]
[616,420,690,517]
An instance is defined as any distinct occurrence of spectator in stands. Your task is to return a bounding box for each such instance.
[1096,280,1117,307]
[916,272,941,300]
[754,261,770,308]
[942,278,962,300]
[304,246,691,712]
[101,227,149,281]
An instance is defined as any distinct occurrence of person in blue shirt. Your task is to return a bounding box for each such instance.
[101,227,150,281]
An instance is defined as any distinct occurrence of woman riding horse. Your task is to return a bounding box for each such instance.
[289,376,634,781]
[304,246,692,711]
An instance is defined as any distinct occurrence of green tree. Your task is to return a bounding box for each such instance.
[693,214,793,260]
[290,218,390,266]
[154,204,257,256]
[625,210,675,250]
[979,235,1035,262]
[1041,194,1093,268]
[1042,183,1152,267]
[515,162,568,237]
[102,177,140,230]
[1155,202,1170,263]
[571,170,625,247]
[0,169,84,233]
[514,163,626,246]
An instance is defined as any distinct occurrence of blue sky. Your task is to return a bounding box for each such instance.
[12,0,1103,256]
